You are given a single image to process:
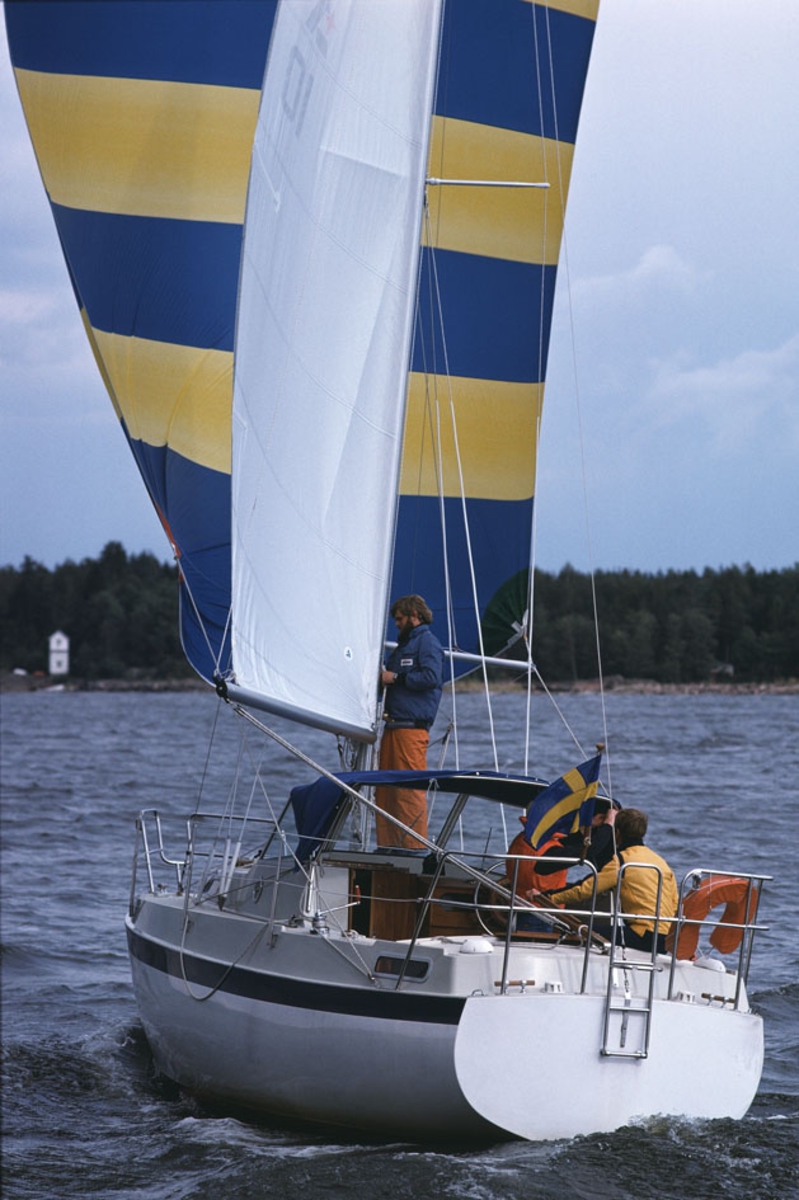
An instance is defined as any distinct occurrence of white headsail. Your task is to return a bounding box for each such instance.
[230,0,443,738]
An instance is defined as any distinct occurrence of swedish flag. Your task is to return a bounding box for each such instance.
[523,754,603,850]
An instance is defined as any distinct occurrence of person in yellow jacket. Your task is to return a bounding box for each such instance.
[530,807,678,953]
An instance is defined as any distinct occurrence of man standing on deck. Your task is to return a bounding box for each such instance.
[375,595,443,849]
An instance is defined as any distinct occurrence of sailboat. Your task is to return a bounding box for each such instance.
[8,0,767,1140]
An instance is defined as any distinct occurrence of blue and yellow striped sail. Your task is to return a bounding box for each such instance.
[7,0,597,684]
[5,0,278,680]
[393,0,598,661]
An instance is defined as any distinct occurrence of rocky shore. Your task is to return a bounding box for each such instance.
[0,672,206,694]
[2,672,796,696]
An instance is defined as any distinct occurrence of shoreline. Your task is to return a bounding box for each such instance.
[2,673,797,697]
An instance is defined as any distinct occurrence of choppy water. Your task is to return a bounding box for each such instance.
[2,689,798,1199]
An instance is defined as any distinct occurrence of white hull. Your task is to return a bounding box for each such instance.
[127,884,763,1141]
[455,990,763,1140]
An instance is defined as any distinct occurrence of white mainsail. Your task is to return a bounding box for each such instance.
[230,0,443,738]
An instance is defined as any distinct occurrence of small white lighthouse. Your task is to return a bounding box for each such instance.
[48,631,70,676]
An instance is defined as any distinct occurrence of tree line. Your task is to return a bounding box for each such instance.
[1,543,796,684]
[0,542,190,680]
[528,562,798,684]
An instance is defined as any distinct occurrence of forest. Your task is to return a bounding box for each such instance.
[1,542,797,685]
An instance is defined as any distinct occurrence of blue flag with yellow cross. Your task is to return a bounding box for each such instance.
[523,753,603,851]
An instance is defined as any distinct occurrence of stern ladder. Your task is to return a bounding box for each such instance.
[600,862,665,1058]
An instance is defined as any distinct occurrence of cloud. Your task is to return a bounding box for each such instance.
[0,280,94,385]
[647,333,799,455]
[570,244,706,309]
[546,244,715,422]
[0,287,55,327]
[0,274,111,440]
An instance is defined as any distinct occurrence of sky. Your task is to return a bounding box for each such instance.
[1,0,797,576]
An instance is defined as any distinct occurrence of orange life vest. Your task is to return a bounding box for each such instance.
[505,831,568,894]
[667,875,756,960]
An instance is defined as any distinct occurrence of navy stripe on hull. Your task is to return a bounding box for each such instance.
[127,924,466,1026]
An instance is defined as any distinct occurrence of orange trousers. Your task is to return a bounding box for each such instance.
[375,727,429,848]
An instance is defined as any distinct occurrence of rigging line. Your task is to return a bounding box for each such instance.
[305,871,378,982]
[212,736,272,899]
[431,0,448,156]
[403,215,438,588]
[403,223,460,768]
[232,704,490,871]
[521,2,553,777]
[425,221,501,778]
[178,900,273,1003]
[200,720,291,906]
[419,203,460,769]
[239,738,298,861]
[317,925,378,985]
[228,710,323,888]
[172,550,220,676]
[234,704,568,935]
[526,458,538,776]
[533,664,587,761]
[215,603,234,679]
[194,723,249,901]
[527,6,613,789]
[424,40,462,745]
[393,260,426,625]
[526,4,552,708]
[540,59,612,797]
[144,482,229,680]
[176,808,274,1002]
[193,693,224,816]
[432,368,461,770]
[424,231,508,851]
[531,4,553,392]
[231,705,437,850]
[239,733,273,827]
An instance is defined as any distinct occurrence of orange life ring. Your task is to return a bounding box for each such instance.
[667,875,756,960]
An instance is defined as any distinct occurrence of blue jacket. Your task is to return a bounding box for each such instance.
[384,624,443,727]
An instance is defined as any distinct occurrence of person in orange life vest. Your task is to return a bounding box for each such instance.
[375,595,443,849]
[505,827,569,895]
[510,799,618,931]
[506,825,570,934]
[532,797,621,892]
[534,808,679,953]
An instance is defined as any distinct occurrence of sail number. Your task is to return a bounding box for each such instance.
[282,0,334,138]
[282,49,313,137]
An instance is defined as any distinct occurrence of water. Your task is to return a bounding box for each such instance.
[2,689,798,1199]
